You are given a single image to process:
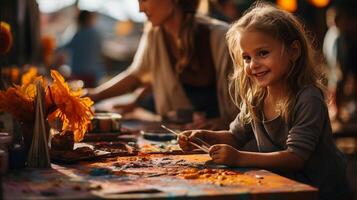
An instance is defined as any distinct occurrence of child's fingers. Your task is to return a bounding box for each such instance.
[179,130,193,137]
[178,135,195,151]
[178,134,188,141]
[209,144,220,152]
[178,134,190,146]
[208,145,221,157]
[211,155,224,165]
[210,152,220,160]
[188,130,205,141]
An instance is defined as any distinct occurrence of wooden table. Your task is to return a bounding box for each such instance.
[2,153,317,200]
[2,119,318,200]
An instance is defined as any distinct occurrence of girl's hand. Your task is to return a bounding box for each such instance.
[209,144,241,166]
[178,130,207,152]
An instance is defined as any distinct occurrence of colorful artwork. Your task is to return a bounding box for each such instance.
[3,154,317,199]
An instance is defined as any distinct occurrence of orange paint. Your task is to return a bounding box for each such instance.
[178,168,261,186]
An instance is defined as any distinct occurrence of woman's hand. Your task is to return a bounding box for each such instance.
[209,144,241,166]
[82,88,99,102]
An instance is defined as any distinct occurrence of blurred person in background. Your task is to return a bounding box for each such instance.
[329,0,357,122]
[209,0,241,22]
[86,0,237,130]
[58,10,105,87]
[323,5,341,119]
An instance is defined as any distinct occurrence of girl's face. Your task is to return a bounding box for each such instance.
[138,0,176,26]
[238,30,293,89]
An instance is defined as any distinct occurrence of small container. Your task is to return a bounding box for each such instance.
[90,113,122,133]
[111,113,122,131]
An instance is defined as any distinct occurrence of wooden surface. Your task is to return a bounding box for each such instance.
[2,119,318,199]
[2,153,318,200]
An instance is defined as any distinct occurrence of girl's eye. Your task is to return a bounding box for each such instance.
[258,50,269,57]
[242,55,251,62]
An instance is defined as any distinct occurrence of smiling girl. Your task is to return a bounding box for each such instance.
[178,2,350,199]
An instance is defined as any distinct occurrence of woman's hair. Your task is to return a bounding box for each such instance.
[175,0,200,72]
[77,10,95,27]
[226,2,325,124]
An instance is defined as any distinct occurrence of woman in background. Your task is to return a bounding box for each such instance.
[87,0,237,129]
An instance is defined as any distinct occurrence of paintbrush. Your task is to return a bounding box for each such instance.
[161,125,210,153]
[161,125,211,148]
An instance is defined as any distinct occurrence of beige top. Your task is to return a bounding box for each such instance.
[127,15,237,121]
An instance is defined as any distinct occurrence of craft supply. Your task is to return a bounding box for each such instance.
[90,113,122,133]
[141,129,176,141]
[161,125,210,153]
[161,125,210,148]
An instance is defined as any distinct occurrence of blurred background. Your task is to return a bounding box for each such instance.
[1,0,357,198]
[0,0,338,85]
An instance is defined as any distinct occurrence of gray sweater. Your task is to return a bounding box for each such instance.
[229,85,350,200]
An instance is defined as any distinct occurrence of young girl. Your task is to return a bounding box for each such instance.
[178,3,350,200]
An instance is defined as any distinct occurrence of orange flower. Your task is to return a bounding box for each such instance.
[47,70,94,142]
[20,68,47,100]
[0,86,35,123]
[0,21,13,55]
[0,67,47,122]
[22,67,39,86]
[1,68,93,143]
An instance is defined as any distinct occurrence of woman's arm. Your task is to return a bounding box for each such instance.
[87,71,142,102]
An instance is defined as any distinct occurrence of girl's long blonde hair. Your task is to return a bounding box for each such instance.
[226,2,326,124]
